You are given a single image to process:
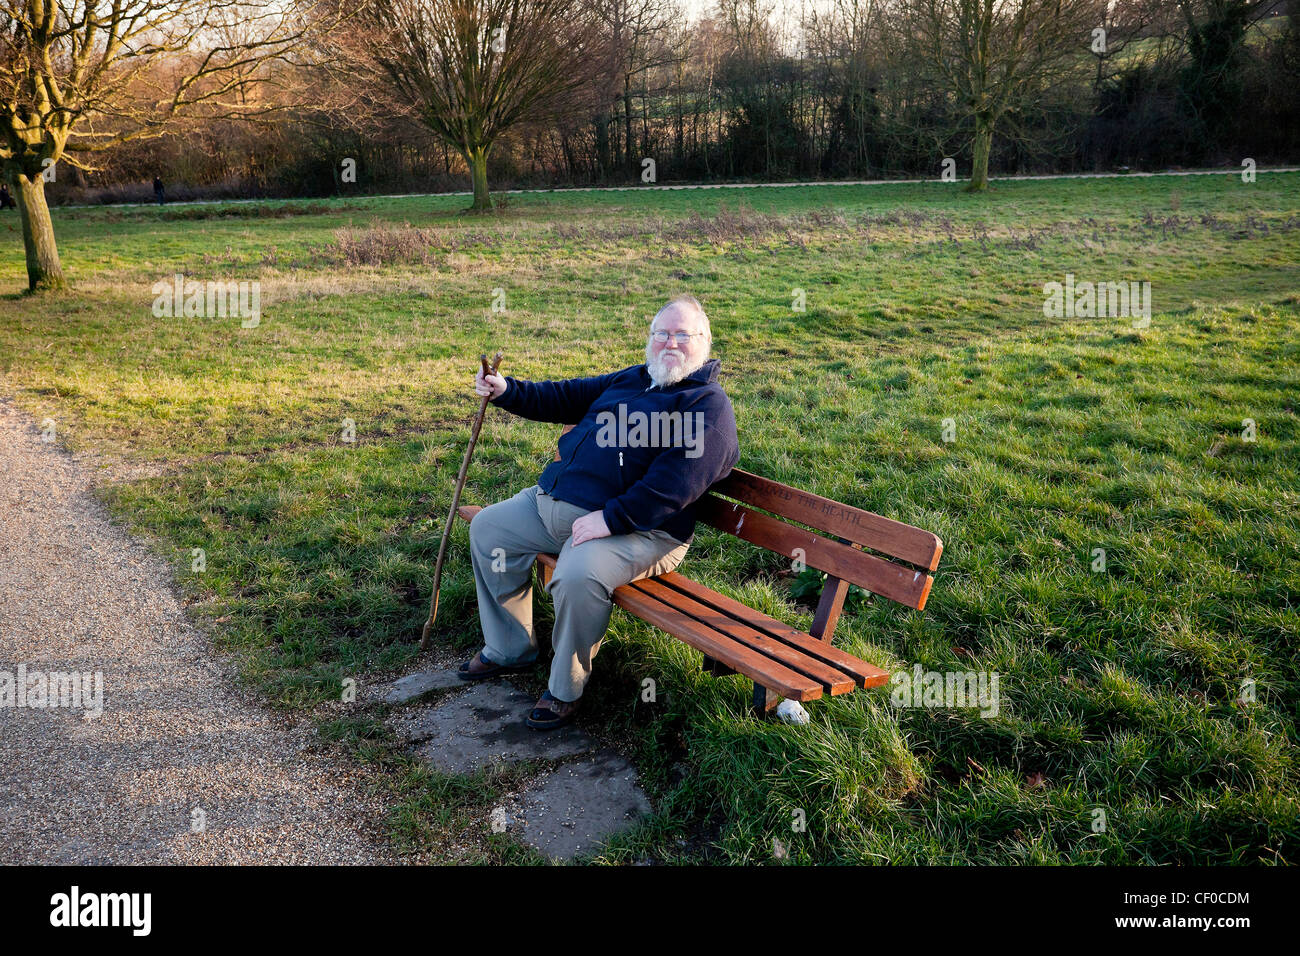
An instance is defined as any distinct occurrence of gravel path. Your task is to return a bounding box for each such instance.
[57,166,1300,210]
[0,398,401,864]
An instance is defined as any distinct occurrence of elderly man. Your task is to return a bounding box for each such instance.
[463,295,740,728]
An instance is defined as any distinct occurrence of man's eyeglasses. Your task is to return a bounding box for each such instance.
[651,330,705,345]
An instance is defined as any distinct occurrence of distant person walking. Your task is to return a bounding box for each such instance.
[0,183,15,210]
[153,176,165,206]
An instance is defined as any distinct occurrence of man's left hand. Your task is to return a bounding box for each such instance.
[570,511,611,546]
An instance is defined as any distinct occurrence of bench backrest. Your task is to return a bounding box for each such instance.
[699,470,942,641]
[555,425,943,643]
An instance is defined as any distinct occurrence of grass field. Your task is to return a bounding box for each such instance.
[2,173,1298,864]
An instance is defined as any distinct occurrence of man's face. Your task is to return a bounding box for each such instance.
[645,304,709,387]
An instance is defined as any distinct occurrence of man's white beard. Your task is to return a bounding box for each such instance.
[645,342,706,387]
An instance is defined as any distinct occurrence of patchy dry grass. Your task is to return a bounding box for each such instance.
[2,173,1298,864]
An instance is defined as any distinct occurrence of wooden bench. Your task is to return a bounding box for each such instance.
[457,432,944,717]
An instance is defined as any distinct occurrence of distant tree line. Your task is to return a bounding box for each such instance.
[6,0,1296,287]
[45,0,1294,208]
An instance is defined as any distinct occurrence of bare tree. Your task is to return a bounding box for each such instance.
[0,1,336,291]
[585,0,674,177]
[901,0,1096,191]
[669,12,727,177]
[349,0,603,211]
[715,0,795,176]
[1087,0,1168,93]
[806,0,882,174]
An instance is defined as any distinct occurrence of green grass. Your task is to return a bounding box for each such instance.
[3,172,1298,864]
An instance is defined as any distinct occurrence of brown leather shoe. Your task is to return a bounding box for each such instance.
[457,650,531,681]
[526,690,581,729]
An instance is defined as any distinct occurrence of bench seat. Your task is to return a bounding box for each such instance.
[457,504,891,706]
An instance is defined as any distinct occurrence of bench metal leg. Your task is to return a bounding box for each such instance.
[703,654,735,677]
[752,682,781,718]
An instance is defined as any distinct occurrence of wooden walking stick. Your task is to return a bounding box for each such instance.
[419,350,503,650]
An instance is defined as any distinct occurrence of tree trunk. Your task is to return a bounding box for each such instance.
[641,90,650,166]
[623,78,635,177]
[468,146,491,211]
[967,115,994,192]
[594,113,610,179]
[11,169,66,292]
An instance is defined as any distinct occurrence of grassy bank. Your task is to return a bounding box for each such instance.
[3,173,1297,863]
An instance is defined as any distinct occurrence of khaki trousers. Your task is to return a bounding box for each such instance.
[469,485,690,702]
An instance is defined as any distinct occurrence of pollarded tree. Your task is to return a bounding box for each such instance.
[902,0,1097,191]
[350,0,603,212]
[1,1,339,292]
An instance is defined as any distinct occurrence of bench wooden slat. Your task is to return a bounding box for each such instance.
[653,572,891,689]
[533,555,824,702]
[711,469,944,570]
[629,578,857,695]
[454,490,905,711]
[458,502,889,689]
[694,494,935,610]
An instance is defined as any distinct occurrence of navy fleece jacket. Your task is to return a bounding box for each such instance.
[489,358,740,544]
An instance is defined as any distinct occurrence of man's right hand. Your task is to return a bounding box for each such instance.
[475,366,508,400]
